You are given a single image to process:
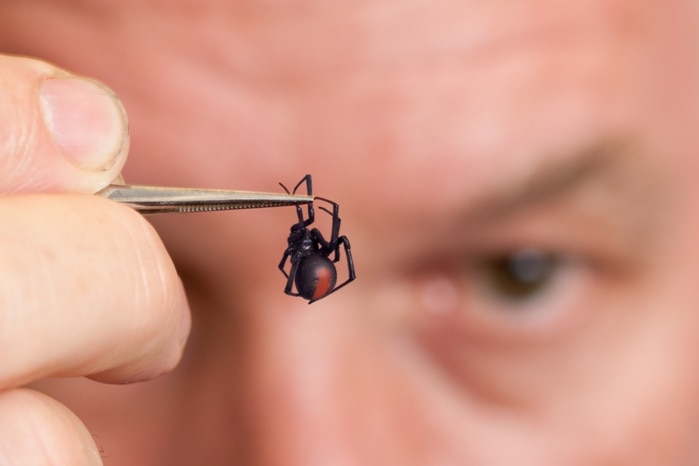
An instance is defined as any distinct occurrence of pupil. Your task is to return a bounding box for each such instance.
[485,249,556,300]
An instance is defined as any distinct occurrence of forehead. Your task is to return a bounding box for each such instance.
[315,2,697,213]
[313,3,655,200]
[3,0,694,200]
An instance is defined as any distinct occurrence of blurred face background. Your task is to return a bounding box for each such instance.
[3,0,699,464]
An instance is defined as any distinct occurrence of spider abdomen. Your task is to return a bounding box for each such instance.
[295,255,338,301]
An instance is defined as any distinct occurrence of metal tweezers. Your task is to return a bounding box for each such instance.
[97,183,313,214]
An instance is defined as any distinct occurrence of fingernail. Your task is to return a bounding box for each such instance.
[40,77,128,170]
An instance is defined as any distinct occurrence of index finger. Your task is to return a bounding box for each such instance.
[0,195,191,387]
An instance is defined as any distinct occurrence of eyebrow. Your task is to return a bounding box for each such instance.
[465,141,623,223]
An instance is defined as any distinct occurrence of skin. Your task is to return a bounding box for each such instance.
[1,0,699,464]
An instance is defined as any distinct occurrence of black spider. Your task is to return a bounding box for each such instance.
[278,174,356,303]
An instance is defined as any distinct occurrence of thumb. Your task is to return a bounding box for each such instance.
[0,55,129,194]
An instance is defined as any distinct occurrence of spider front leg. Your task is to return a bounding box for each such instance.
[281,174,315,227]
[291,173,313,196]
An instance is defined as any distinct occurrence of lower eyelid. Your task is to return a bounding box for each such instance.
[414,257,596,345]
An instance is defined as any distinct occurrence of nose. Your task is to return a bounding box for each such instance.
[238,299,367,466]
[238,299,418,466]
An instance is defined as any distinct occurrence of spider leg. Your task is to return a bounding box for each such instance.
[315,197,340,245]
[310,228,333,256]
[292,174,313,196]
[279,250,302,296]
[326,235,356,296]
[278,248,292,278]
[293,174,315,227]
[280,174,315,226]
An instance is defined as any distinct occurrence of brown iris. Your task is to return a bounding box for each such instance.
[483,249,558,301]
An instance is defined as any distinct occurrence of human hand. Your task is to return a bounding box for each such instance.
[0,55,190,465]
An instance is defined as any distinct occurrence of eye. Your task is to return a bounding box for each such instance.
[415,248,591,345]
[480,249,559,302]
[415,240,600,338]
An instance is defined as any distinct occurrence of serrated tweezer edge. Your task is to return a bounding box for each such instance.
[97,184,314,214]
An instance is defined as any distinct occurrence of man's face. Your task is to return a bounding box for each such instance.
[3,0,699,464]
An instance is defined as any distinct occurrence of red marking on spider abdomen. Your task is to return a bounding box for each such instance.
[313,266,333,300]
[296,255,338,301]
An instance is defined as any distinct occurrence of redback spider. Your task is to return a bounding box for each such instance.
[278,174,356,303]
